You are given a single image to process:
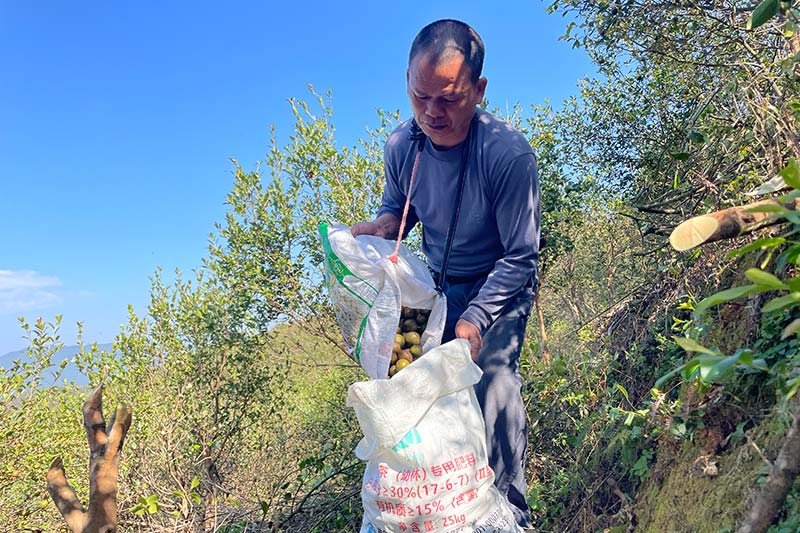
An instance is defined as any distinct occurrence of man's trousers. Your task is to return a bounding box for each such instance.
[440,276,535,528]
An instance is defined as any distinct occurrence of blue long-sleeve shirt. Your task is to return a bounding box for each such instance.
[377,109,541,334]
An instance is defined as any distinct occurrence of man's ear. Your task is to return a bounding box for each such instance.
[474,77,488,103]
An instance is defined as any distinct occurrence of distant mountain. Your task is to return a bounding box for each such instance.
[0,343,114,387]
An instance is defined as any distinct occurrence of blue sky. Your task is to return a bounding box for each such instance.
[0,1,594,354]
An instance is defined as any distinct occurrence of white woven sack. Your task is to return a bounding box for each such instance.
[319,222,446,379]
[347,339,523,533]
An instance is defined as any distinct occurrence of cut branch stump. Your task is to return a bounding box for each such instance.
[46,386,132,533]
[669,198,800,251]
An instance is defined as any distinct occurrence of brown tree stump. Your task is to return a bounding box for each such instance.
[46,386,132,533]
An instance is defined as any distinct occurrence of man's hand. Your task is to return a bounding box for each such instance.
[455,319,482,361]
[351,213,401,239]
[351,221,382,237]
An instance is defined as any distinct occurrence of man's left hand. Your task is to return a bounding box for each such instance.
[455,319,482,361]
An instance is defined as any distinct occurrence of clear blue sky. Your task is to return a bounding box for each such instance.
[0,1,593,354]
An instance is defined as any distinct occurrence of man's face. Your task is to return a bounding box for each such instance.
[407,51,487,149]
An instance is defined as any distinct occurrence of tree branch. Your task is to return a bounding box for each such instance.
[738,397,800,533]
[46,457,86,533]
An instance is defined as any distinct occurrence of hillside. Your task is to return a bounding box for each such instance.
[2,2,800,532]
[0,343,114,387]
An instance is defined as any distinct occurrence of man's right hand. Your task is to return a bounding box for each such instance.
[351,213,401,239]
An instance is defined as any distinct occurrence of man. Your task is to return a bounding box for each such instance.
[352,19,540,528]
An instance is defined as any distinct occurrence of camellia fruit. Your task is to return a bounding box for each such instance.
[402,318,418,332]
[389,306,433,377]
[403,331,421,346]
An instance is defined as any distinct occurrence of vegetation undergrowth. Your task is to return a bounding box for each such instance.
[3,0,800,531]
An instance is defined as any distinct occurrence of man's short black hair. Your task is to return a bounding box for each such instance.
[409,19,485,83]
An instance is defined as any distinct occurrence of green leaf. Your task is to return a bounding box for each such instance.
[683,358,702,380]
[744,204,789,215]
[191,476,200,490]
[688,131,705,143]
[633,449,653,479]
[615,383,630,403]
[748,0,780,30]
[703,353,740,383]
[670,152,690,161]
[727,237,786,258]
[779,158,800,189]
[694,284,760,316]
[736,350,757,366]
[787,375,800,399]
[784,246,800,266]
[674,336,719,355]
[135,493,160,515]
[697,354,726,382]
[624,411,635,426]
[787,211,800,225]
[783,186,800,201]
[762,292,800,313]
[705,349,764,383]
[745,268,788,290]
[654,363,688,388]
[781,318,800,339]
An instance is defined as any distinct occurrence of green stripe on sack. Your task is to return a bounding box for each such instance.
[354,315,368,363]
[393,428,422,451]
[319,222,356,284]
[319,222,378,364]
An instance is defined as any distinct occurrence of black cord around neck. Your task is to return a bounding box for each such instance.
[437,114,477,293]
[409,119,427,152]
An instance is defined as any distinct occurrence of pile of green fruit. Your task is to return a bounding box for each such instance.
[388,306,431,378]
